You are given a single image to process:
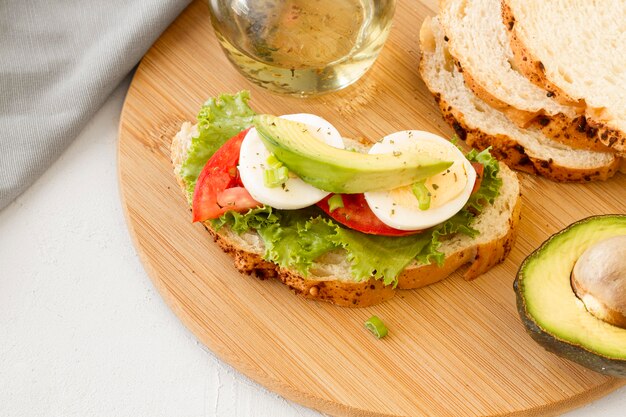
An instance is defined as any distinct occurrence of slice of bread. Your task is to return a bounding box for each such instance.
[171,121,521,307]
[502,0,626,155]
[419,16,621,182]
[439,0,610,153]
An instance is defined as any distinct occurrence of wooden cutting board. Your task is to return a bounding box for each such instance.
[118,1,626,416]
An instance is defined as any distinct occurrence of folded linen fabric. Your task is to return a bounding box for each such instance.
[0,0,191,210]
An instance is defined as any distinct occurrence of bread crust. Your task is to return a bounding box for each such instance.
[529,114,613,153]
[501,0,579,106]
[171,120,521,307]
[456,60,538,127]
[502,0,626,155]
[431,92,620,182]
[443,17,611,153]
[461,63,612,153]
[584,114,626,156]
[465,65,614,153]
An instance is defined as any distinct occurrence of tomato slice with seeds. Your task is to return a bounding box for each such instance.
[192,128,261,222]
[317,193,422,236]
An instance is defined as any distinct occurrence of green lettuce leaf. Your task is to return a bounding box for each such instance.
[212,206,279,233]
[331,227,433,286]
[180,91,255,199]
[256,209,339,275]
[465,147,502,210]
[415,209,477,267]
[295,217,341,272]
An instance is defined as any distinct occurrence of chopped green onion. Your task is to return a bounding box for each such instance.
[266,153,283,169]
[327,194,344,212]
[264,166,289,188]
[411,181,431,210]
[365,315,388,339]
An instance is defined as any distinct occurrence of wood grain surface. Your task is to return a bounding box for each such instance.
[117,1,626,416]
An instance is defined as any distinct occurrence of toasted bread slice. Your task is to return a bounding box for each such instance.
[419,16,621,182]
[439,0,611,153]
[170,120,521,307]
[502,0,626,155]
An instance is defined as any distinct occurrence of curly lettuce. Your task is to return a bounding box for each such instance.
[180,91,255,198]
[465,147,502,211]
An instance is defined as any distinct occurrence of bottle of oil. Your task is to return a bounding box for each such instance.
[208,0,396,96]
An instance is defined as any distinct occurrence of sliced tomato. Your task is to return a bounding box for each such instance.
[216,186,260,210]
[471,162,484,194]
[317,194,422,236]
[192,128,261,222]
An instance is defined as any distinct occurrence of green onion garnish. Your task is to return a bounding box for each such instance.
[411,181,431,210]
[266,153,283,169]
[365,315,388,339]
[264,166,289,188]
[327,194,344,212]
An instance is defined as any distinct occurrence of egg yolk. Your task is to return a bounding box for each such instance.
[390,157,468,210]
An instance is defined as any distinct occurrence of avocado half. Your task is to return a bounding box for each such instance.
[514,215,626,378]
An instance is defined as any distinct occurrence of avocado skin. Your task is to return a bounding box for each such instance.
[514,215,626,379]
[514,278,626,378]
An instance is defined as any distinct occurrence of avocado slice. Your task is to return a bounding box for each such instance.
[254,115,453,193]
[515,215,626,377]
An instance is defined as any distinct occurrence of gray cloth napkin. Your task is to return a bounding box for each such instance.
[0,0,192,211]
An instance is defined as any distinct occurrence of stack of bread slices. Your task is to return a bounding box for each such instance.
[419,0,625,182]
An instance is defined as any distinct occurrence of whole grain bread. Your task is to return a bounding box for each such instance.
[439,0,611,153]
[170,120,521,307]
[419,16,621,182]
[502,0,626,155]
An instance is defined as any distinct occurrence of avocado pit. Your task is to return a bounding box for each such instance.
[571,235,626,329]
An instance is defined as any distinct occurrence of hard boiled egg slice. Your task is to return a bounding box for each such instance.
[364,131,476,230]
[238,113,344,210]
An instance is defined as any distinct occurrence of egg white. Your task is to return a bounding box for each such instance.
[363,131,477,230]
[238,113,344,210]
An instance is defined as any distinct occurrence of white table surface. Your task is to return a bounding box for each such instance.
[1,76,624,417]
